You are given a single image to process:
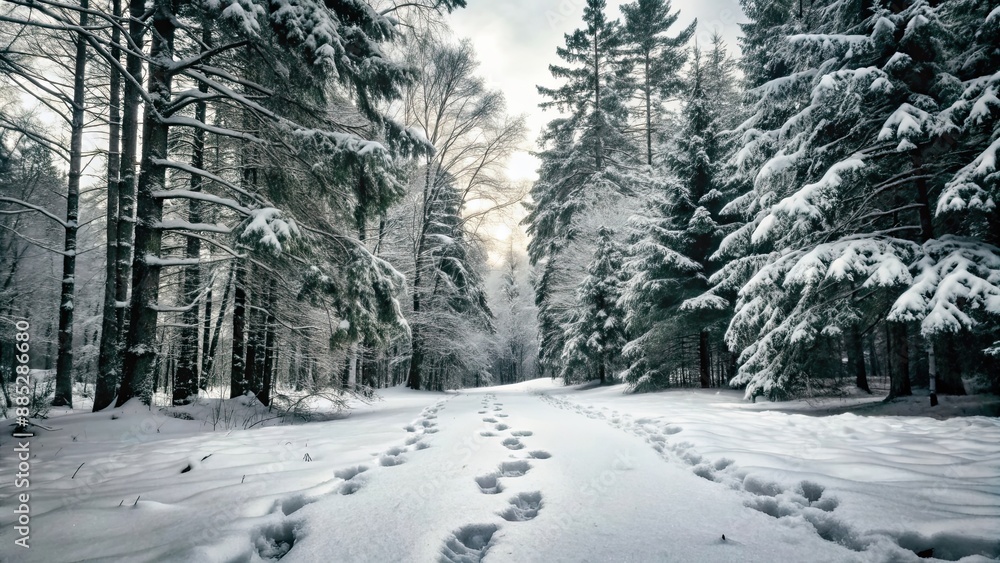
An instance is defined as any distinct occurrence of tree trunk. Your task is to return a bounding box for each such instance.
[244,286,260,397]
[200,282,212,389]
[699,329,711,388]
[94,0,123,412]
[927,339,939,407]
[347,342,359,390]
[848,324,870,393]
[119,1,175,406]
[938,333,967,395]
[644,53,653,166]
[408,163,434,391]
[886,322,912,400]
[173,24,212,405]
[205,264,233,380]
[230,259,248,398]
[115,0,145,341]
[53,0,90,408]
[258,279,277,406]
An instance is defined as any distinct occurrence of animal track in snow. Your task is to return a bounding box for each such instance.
[480,431,496,437]
[502,438,524,450]
[475,473,503,494]
[496,413,509,418]
[334,465,369,481]
[498,460,531,477]
[338,480,363,495]
[534,393,989,560]
[500,492,543,522]
[254,520,297,561]
[440,524,497,563]
[510,430,532,437]
[379,454,405,467]
[494,423,509,431]
[528,450,551,460]
[482,417,497,423]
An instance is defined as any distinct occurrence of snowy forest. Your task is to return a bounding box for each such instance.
[1,0,999,561]
[3,0,998,414]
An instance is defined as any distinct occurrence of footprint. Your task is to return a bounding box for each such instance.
[527,450,551,460]
[482,417,497,423]
[385,446,406,456]
[254,520,296,560]
[499,460,531,477]
[500,492,543,522]
[480,431,496,437]
[412,441,430,451]
[798,481,825,503]
[405,435,422,446]
[496,413,509,418]
[339,480,363,495]
[379,454,405,467]
[424,428,439,434]
[510,430,533,437]
[495,423,509,431]
[475,473,503,494]
[502,438,524,450]
[404,425,417,432]
[478,411,487,414]
[441,524,498,563]
[334,465,369,480]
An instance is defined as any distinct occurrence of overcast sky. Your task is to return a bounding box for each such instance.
[448,0,746,181]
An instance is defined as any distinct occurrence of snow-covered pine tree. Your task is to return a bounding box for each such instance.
[620,41,736,391]
[112,0,465,405]
[561,227,628,384]
[419,171,494,391]
[620,0,695,166]
[717,0,1000,400]
[891,0,1000,394]
[526,0,637,376]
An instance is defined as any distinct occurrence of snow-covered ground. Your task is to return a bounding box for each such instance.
[1,380,998,562]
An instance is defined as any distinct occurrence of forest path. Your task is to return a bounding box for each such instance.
[279,387,856,563]
[10,381,993,562]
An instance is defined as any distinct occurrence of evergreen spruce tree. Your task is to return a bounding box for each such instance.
[620,43,735,391]
[620,0,695,166]
[715,0,1000,400]
[561,228,628,384]
[526,0,637,376]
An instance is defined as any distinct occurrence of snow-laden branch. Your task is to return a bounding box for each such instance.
[0,197,69,228]
[151,158,269,207]
[152,190,251,215]
[154,220,232,234]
